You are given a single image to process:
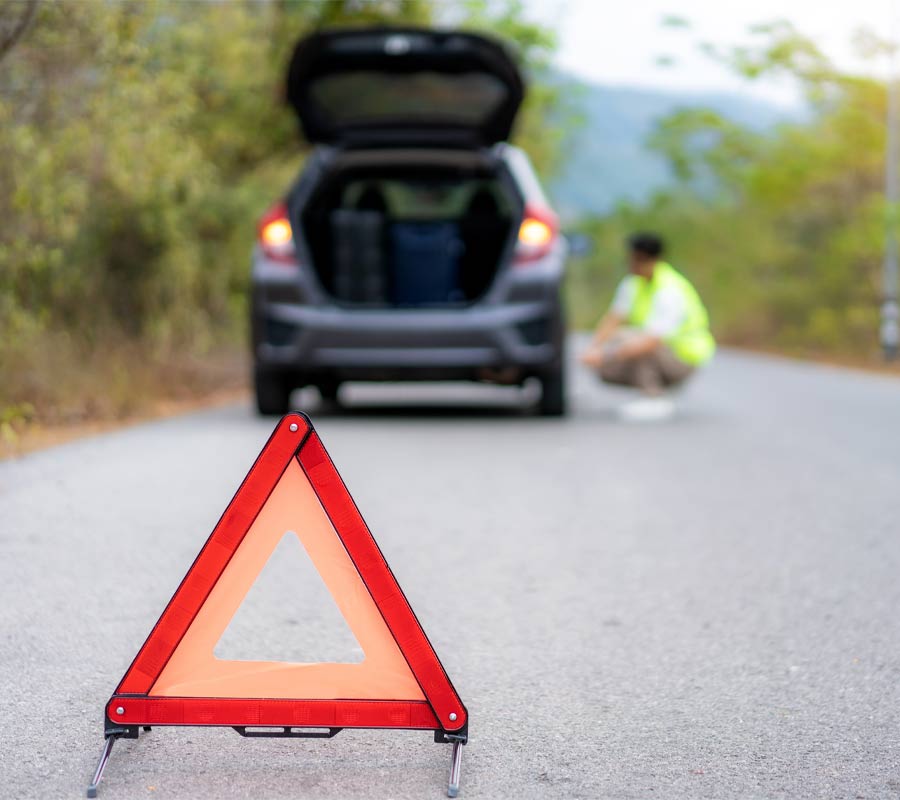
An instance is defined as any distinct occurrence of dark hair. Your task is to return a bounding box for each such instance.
[627,232,664,258]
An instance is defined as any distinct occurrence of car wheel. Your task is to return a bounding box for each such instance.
[317,378,342,404]
[538,365,566,417]
[254,369,291,416]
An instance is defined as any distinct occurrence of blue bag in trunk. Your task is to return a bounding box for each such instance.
[389,222,464,306]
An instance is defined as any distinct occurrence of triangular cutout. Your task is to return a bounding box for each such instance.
[213,532,364,665]
[106,414,466,735]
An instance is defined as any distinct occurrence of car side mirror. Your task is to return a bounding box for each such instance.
[564,233,592,258]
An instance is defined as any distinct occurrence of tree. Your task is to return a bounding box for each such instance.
[0,0,37,64]
[572,20,893,356]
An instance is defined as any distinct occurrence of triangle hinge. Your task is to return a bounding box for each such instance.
[103,721,140,739]
[434,727,468,745]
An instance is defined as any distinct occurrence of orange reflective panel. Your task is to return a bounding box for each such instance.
[149,458,425,701]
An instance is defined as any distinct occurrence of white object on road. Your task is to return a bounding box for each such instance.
[618,396,676,422]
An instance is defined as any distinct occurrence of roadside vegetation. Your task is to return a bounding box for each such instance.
[568,22,899,364]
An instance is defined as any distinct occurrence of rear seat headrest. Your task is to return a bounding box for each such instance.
[356,184,388,213]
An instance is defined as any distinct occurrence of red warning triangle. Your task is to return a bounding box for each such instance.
[106,413,466,735]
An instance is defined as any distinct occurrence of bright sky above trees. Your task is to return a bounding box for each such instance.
[527,0,893,106]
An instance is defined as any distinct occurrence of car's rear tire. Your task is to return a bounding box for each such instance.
[254,369,291,416]
[538,365,567,417]
[317,378,342,404]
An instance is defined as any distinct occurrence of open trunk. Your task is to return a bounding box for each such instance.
[298,151,522,308]
[286,28,524,147]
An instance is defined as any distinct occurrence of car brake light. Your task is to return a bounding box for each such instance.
[514,204,558,264]
[520,218,553,247]
[258,201,297,263]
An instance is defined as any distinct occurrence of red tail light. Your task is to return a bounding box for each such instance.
[257,201,297,263]
[513,203,559,264]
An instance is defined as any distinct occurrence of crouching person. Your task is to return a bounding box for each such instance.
[581,232,715,417]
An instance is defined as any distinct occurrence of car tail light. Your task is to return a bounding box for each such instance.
[514,204,559,264]
[258,201,297,263]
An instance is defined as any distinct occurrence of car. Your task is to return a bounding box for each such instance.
[251,27,568,416]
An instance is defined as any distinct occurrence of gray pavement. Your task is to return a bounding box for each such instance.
[2,345,899,799]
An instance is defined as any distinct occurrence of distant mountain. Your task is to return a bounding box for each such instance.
[545,78,796,220]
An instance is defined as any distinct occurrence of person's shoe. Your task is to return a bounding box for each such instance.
[618,395,676,422]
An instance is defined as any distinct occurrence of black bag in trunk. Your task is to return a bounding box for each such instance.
[330,209,388,304]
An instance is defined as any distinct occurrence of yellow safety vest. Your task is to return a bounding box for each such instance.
[627,262,715,366]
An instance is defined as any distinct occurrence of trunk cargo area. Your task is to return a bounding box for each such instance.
[299,152,520,308]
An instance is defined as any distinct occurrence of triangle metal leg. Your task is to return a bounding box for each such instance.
[86,735,117,798]
[447,739,463,798]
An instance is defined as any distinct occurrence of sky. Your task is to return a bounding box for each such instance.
[525,0,894,107]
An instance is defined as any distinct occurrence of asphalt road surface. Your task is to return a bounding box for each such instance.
[3,345,899,799]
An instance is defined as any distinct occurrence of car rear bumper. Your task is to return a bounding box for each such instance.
[254,301,560,376]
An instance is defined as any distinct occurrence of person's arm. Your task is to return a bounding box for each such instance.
[591,310,624,346]
[580,278,632,366]
[580,311,624,367]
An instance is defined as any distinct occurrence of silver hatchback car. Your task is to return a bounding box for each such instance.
[251,27,568,415]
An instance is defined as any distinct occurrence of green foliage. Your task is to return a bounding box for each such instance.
[661,15,691,30]
[306,0,432,27]
[572,22,893,357]
[0,401,34,447]
[458,0,566,176]
[1,1,300,358]
[0,0,563,423]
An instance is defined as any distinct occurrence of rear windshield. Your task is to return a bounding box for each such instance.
[339,178,512,221]
[308,71,508,129]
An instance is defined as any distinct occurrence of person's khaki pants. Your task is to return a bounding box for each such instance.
[599,329,694,395]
